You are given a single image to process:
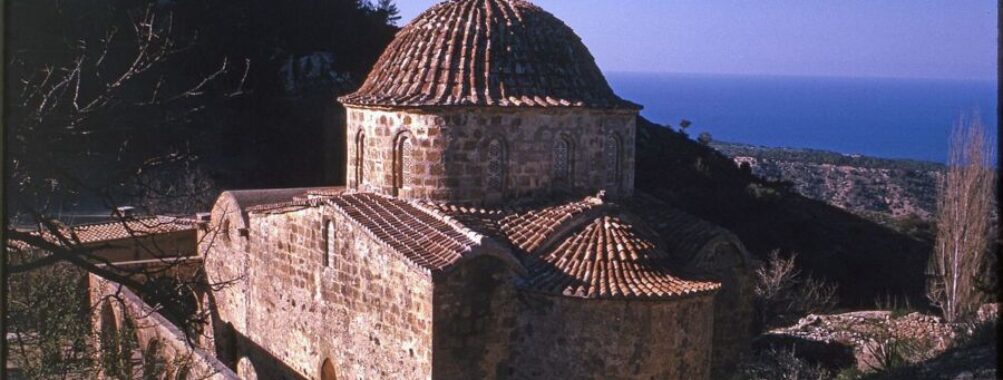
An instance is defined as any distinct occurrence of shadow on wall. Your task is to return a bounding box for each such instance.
[203,289,310,380]
[432,253,725,380]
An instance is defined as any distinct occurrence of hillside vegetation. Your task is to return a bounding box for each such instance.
[635,118,932,308]
[712,142,943,220]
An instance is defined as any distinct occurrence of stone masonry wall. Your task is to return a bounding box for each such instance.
[206,204,435,379]
[201,196,252,369]
[434,257,717,380]
[433,256,520,380]
[345,106,637,205]
[505,293,717,380]
[684,241,755,379]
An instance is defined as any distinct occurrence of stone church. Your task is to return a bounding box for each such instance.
[85,0,754,379]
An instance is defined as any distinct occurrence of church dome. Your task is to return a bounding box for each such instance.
[339,0,640,109]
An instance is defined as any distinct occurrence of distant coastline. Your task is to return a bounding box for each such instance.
[711,141,946,172]
[607,72,997,163]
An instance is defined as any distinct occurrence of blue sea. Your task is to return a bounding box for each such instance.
[606,72,998,163]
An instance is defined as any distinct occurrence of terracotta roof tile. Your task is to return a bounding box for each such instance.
[523,216,719,299]
[428,196,722,299]
[497,200,600,252]
[13,216,197,249]
[328,193,476,272]
[339,0,639,109]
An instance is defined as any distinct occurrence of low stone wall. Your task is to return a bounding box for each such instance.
[90,276,238,379]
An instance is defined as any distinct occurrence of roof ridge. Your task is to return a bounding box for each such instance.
[409,199,491,248]
[326,192,488,273]
[524,209,722,300]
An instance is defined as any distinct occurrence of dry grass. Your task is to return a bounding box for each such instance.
[755,250,839,329]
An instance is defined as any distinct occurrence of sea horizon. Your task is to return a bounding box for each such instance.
[607,71,998,164]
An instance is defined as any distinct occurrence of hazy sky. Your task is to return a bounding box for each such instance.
[395,1,998,81]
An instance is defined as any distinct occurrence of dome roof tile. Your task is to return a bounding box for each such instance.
[340,0,640,109]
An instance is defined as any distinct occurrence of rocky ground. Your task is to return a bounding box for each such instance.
[755,304,998,379]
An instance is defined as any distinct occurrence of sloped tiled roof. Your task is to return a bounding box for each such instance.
[328,193,477,272]
[339,0,639,109]
[524,216,720,299]
[498,200,601,253]
[11,216,196,249]
[428,195,726,300]
[69,216,196,243]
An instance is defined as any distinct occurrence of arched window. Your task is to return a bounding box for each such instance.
[324,219,335,267]
[321,358,337,380]
[142,339,167,378]
[393,135,413,195]
[99,301,118,352]
[604,134,623,187]
[486,139,506,190]
[553,137,573,185]
[221,218,235,244]
[354,131,365,189]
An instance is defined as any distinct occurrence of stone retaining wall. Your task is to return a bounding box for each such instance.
[90,276,238,379]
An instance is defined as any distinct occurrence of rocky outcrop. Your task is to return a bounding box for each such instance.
[762,305,998,377]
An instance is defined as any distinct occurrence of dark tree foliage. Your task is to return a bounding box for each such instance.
[150,0,401,188]
[4,1,401,375]
[7,257,95,378]
[6,0,401,216]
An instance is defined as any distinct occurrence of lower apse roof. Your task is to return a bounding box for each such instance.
[425,195,723,300]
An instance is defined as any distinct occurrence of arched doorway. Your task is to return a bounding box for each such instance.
[320,358,337,380]
[237,357,258,380]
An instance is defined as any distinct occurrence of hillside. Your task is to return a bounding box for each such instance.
[712,142,943,221]
[634,118,933,308]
